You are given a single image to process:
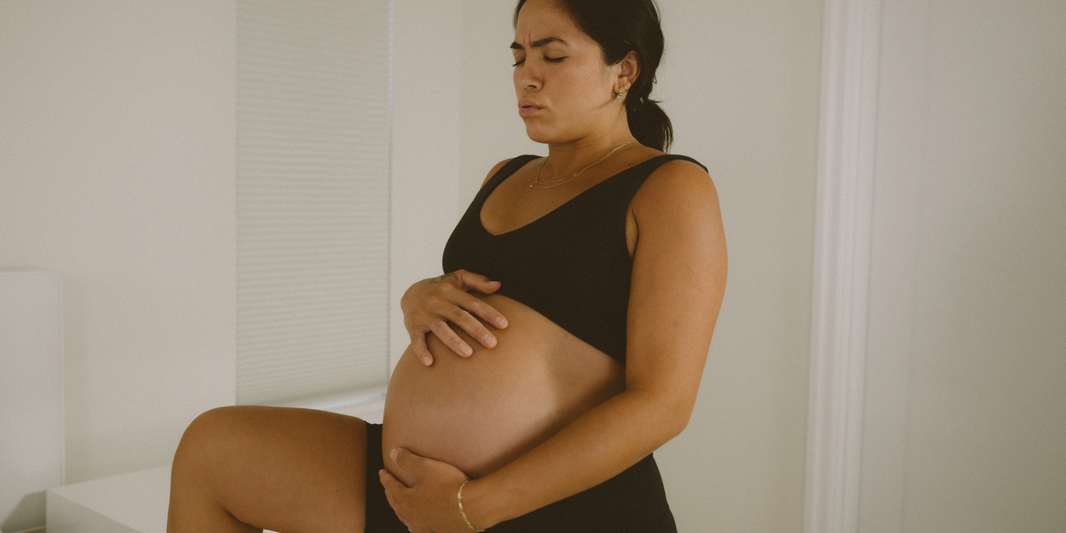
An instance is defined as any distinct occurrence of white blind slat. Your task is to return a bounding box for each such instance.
[236,0,392,406]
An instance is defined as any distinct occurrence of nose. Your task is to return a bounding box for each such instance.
[515,63,541,92]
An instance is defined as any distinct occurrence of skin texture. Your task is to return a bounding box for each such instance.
[167,406,369,533]
[167,1,726,532]
[385,290,626,480]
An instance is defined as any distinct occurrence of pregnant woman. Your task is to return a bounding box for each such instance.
[167,0,726,531]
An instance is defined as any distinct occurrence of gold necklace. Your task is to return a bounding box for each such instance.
[529,138,637,189]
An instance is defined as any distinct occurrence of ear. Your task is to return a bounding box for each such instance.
[616,51,641,90]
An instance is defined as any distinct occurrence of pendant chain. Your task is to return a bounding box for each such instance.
[529,138,637,189]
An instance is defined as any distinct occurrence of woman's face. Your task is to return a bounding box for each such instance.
[512,0,621,144]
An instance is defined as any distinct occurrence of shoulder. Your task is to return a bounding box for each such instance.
[631,156,718,217]
[481,159,513,187]
[623,155,723,258]
[480,156,540,188]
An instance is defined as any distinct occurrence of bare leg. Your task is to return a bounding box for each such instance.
[167,406,369,533]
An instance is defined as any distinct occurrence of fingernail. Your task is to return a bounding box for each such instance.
[461,344,473,356]
[390,448,399,461]
[421,355,432,366]
[495,317,508,328]
[483,334,497,348]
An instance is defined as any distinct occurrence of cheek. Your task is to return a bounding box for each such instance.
[560,70,608,103]
[569,60,611,93]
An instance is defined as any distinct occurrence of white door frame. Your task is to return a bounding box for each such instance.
[805,0,882,531]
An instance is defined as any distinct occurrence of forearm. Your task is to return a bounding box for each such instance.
[463,386,690,528]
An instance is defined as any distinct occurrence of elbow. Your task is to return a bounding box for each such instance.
[663,402,694,440]
[626,380,701,445]
[642,391,696,443]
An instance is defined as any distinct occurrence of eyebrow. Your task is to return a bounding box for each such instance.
[510,37,569,50]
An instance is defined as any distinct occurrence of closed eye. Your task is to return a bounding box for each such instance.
[510,36,569,67]
[514,56,565,67]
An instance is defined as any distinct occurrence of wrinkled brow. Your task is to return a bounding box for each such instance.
[510,37,569,50]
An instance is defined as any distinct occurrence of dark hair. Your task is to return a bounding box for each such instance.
[514,0,673,152]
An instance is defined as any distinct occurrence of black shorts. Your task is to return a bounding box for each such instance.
[363,423,677,533]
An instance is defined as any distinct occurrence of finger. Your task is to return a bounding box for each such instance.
[442,279,508,330]
[441,287,507,332]
[435,292,507,345]
[390,447,415,469]
[456,293,509,331]
[428,319,475,357]
[379,471,406,517]
[379,471,411,526]
[452,270,503,294]
[409,334,434,366]
[390,447,436,479]
[379,468,409,491]
[384,450,422,487]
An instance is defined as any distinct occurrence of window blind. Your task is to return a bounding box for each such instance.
[236,0,391,405]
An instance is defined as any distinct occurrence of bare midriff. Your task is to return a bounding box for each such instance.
[382,293,625,479]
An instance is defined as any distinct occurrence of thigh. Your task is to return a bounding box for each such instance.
[491,454,676,533]
[169,406,368,533]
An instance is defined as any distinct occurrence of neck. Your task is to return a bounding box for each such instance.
[542,129,636,180]
[532,135,636,189]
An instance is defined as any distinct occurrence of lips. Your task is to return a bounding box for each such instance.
[518,99,542,117]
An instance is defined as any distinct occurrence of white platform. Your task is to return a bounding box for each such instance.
[47,467,170,533]
[46,466,293,533]
[1,271,64,533]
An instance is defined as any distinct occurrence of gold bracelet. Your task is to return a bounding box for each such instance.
[457,479,485,532]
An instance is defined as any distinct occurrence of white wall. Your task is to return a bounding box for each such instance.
[0,1,237,483]
[458,1,543,198]
[388,0,465,367]
[0,0,465,483]
[459,1,821,531]
[860,1,1066,531]
[655,2,821,530]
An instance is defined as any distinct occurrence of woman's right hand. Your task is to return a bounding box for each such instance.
[401,270,509,366]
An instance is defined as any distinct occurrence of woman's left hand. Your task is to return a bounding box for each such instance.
[379,448,482,533]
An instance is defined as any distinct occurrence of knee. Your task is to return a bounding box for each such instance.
[172,406,241,472]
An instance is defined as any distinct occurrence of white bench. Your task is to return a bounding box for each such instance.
[47,467,171,533]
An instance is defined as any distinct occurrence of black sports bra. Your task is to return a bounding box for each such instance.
[442,154,706,363]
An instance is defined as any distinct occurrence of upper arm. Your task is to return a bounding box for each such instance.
[624,160,727,430]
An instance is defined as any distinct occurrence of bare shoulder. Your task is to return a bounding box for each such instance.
[623,156,725,267]
[631,157,720,218]
[480,158,518,188]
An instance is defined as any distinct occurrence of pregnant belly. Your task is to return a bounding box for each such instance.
[381,294,624,479]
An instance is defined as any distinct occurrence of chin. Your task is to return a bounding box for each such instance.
[523,126,551,145]
[522,122,564,145]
